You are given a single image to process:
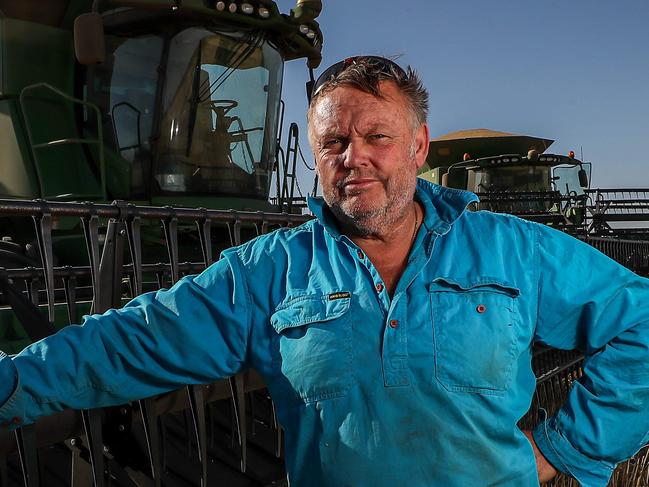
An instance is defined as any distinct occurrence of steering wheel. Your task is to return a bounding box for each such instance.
[207,99,238,115]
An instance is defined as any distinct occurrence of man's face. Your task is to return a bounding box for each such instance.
[309,81,429,234]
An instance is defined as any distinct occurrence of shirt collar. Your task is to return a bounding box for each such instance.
[307,179,479,239]
[415,179,479,235]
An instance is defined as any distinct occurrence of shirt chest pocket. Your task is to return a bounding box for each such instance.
[429,277,520,396]
[270,293,353,403]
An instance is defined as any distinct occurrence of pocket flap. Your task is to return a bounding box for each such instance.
[429,277,520,297]
[271,293,351,333]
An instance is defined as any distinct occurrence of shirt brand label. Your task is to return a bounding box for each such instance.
[328,291,351,301]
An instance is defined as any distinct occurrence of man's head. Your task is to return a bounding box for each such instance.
[307,57,430,236]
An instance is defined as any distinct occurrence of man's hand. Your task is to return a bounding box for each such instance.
[523,430,558,483]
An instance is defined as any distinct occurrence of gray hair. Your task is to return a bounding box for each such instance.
[307,57,429,129]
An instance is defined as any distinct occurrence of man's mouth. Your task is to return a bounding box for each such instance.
[341,179,378,193]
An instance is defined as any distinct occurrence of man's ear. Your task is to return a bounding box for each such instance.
[413,123,430,170]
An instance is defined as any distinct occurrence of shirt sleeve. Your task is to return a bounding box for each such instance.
[530,223,649,487]
[0,249,252,429]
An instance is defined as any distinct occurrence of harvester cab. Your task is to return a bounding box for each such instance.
[0,0,322,268]
[419,128,592,227]
[0,0,322,211]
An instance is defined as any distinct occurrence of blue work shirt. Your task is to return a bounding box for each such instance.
[1,179,649,486]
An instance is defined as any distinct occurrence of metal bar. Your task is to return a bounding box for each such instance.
[0,270,54,342]
[1,263,206,282]
[62,271,78,324]
[0,199,311,225]
[32,211,55,322]
[32,138,100,148]
[96,220,126,312]
[228,374,247,472]
[81,409,106,487]
[161,214,179,285]
[125,216,143,296]
[65,438,92,487]
[24,278,38,308]
[536,355,585,385]
[196,215,213,268]
[187,385,208,486]
[81,213,102,312]
[270,399,282,458]
[15,425,39,487]
[138,398,162,487]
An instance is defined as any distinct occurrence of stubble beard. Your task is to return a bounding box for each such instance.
[322,158,418,237]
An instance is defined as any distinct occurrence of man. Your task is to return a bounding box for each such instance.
[1,57,649,486]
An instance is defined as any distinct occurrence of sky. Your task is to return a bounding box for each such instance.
[275,0,649,196]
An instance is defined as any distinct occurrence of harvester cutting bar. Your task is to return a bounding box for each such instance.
[0,199,309,486]
[475,191,586,229]
[0,200,311,226]
[582,237,649,277]
[586,188,649,226]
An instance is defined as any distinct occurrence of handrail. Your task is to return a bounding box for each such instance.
[19,82,106,200]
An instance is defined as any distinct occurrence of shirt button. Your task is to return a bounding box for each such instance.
[375,283,384,293]
[389,319,399,329]
[357,250,364,260]
[476,304,487,313]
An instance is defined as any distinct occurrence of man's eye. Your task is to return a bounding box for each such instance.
[370,134,387,140]
[323,138,342,148]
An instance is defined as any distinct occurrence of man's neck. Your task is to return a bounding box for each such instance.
[346,201,422,297]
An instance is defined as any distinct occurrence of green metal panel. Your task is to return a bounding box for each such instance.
[0,99,39,198]
[20,83,105,200]
[0,18,104,199]
[0,18,74,96]
[100,144,133,199]
[417,167,443,186]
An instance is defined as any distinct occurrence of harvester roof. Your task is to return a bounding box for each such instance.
[425,129,554,169]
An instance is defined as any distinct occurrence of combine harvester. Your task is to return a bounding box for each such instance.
[420,129,649,486]
[0,0,321,485]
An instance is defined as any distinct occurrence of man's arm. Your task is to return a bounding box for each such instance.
[523,429,558,483]
[0,250,252,428]
[531,223,649,486]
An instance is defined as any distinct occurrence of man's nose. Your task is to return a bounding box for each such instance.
[342,139,372,169]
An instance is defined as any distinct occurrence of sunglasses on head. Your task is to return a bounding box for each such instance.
[308,56,408,101]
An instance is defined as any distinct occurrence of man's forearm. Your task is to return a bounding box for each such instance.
[523,429,558,483]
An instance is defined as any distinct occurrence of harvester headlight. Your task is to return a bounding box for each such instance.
[216,1,226,10]
[306,29,316,39]
[299,24,310,35]
[241,3,254,14]
[502,158,510,163]
[228,2,237,13]
[258,6,270,17]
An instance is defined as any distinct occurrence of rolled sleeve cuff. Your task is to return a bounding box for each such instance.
[0,352,24,430]
[0,352,17,400]
[533,418,614,487]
